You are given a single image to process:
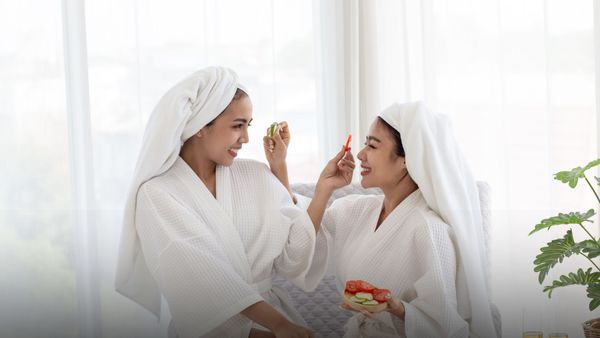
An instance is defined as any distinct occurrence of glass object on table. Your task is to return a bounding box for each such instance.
[548,333,568,338]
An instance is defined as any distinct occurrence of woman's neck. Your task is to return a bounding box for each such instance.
[378,177,418,227]
[180,144,217,196]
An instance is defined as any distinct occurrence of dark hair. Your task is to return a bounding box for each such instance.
[206,88,248,126]
[377,116,405,157]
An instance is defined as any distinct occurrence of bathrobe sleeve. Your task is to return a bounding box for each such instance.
[135,182,263,338]
[283,194,352,290]
[392,215,469,338]
[253,167,323,292]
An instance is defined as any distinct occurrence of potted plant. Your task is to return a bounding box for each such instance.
[529,159,600,337]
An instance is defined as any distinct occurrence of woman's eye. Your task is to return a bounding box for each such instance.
[233,124,243,129]
[363,142,375,149]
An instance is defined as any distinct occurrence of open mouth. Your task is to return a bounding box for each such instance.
[360,166,371,176]
[228,148,240,157]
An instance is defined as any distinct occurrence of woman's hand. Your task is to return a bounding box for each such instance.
[306,147,354,232]
[263,122,294,200]
[316,146,355,194]
[263,121,290,167]
[242,301,314,338]
[385,298,406,320]
[272,321,315,338]
[339,298,405,320]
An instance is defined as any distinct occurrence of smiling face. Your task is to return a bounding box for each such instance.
[195,93,253,167]
[356,118,407,189]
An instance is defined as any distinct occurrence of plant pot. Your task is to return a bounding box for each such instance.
[583,317,600,338]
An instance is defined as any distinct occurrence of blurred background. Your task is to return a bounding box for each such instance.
[1,0,598,337]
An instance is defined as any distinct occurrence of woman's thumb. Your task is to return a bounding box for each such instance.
[331,146,346,162]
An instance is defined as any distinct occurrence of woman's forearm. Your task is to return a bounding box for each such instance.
[241,301,290,333]
[306,184,332,232]
[269,162,296,202]
[249,328,276,338]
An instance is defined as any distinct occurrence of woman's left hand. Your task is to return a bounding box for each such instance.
[339,303,378,319]
[339,298,405,320]
[263,121,290,167]
[385,298,405,319]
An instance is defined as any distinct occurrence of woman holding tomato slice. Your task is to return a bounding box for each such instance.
[272,102,499,337]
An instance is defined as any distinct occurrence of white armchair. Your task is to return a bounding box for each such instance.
[273,182,501,337]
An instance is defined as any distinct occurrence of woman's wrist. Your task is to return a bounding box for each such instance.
[315,180,334,198]
[389,300,406,320]
[270,162,290,185]
[269,316,292,335]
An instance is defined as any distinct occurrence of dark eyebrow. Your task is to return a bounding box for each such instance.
[366,136,381,143]
[233,118,253,123]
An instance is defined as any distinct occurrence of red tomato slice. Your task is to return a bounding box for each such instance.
[345,280,359,294]
[373,288,391,302]
[357,280,375,293]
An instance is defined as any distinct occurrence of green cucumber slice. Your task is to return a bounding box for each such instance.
[268,123,277,138]
[355,292,373,301]
[349,296,365,303]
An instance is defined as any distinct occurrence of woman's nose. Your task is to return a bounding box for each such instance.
[240,129,249,143]
[356,147,366,161]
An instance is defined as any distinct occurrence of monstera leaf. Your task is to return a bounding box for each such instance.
[554,159,600,188]
[587,283,600,311]
[529,209,595,236]
[542,268,600,310]
[534,230,578,284]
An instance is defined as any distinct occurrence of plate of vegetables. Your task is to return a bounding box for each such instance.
[342,280,391,313]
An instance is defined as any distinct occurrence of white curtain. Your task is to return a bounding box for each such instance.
[317,0,598,337]
[2,0,323,337]
[1,0,598,337]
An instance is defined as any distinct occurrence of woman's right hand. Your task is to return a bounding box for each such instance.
[316,146,355,194]
[272,321,315,338]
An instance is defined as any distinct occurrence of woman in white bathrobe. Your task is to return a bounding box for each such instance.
[272,102,499,337]
[114,67,351,338]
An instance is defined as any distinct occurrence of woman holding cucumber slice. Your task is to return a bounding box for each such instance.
[115,67,350,338]
[271,102,499,337]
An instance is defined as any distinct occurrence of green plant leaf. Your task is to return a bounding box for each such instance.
[581,240,600,259]
[588,283,600,310]
[554,159,600,188]
[542,268,600,298]
[534,230,578,284]
[529,209,596,235]
[596,176,600,186]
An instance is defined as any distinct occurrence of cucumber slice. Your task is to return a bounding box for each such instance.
[362,300,380,305]
[349,296,365,303]
[268,122,278,138]
[355,292,373,301]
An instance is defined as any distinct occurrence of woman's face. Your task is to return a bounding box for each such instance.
[198,95,253,166]
[356,119,406,189]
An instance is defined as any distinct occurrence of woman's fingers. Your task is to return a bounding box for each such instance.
[339,159,355,169]
[262,136,274,152]
[360,310,375,319]
[339,303,376,318]
[278,121,289,137]
[330,146,346,164]
[339,303,353,311]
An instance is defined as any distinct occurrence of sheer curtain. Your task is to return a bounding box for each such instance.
[323,0,597,337]
[2,0,322,337]
[2,0,599,337]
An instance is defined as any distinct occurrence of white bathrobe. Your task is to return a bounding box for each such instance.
[135,157,322,337]
[307,190,469,338]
